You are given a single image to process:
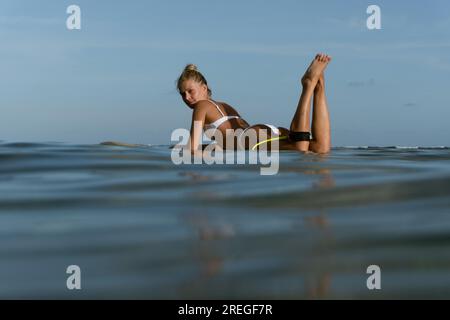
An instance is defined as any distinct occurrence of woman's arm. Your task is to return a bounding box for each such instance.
[188,102,208,155]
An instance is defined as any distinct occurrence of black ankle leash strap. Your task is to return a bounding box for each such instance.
[288,131,312,141]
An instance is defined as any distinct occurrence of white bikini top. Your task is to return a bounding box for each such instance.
[204,100,240,131]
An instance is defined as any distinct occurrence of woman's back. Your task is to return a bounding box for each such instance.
[203,100,250,133]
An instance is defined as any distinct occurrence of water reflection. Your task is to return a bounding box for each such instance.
[304,210,334,299]
[182,211,235,279]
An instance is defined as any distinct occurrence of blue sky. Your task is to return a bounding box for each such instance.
[1,0,449,146]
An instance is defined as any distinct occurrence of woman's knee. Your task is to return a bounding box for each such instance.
[294,141,310,152]
[309,141,330,154]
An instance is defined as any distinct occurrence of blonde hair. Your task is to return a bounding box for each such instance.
[177,64,211,97]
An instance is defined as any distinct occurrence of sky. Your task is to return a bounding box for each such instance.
[1,0,449,147]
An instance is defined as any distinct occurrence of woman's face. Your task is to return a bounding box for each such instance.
[179,79,208,108]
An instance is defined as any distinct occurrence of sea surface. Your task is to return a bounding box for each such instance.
[1,142,450,299]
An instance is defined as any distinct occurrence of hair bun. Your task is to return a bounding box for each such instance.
[177,63,211,97]
[184,64,198,72]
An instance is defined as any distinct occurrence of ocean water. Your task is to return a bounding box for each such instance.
[1,142,450,299]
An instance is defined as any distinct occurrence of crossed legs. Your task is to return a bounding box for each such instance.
[289,54,331,153]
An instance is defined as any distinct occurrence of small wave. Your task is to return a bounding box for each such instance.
[99,141,154,149]
[340,146,449,150]
[1,142,53,148]
[340,146,369,149]
[418,146,449,150]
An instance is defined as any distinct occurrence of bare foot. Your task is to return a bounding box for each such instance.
[301,53,331,86]
[316,55,332,90]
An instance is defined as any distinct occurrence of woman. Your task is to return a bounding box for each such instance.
[177,53,331,154]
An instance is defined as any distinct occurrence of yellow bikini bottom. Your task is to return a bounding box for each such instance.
[251,135,288,150]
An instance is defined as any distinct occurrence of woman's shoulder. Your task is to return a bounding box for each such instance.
[193,100,238,116]
[191,99,213,110]
[194,99,228,110]
[220,101,240,115]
